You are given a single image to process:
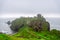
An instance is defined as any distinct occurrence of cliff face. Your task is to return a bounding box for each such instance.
[28,20,50,32]
[7,21,11,25]
[10,14,50,32]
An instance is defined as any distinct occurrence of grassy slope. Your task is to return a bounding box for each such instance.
[13,26,58,40]
[0,26,60,40]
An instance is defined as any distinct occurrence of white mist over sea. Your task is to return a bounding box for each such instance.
[46,17,60,30]
[0,18,15,34]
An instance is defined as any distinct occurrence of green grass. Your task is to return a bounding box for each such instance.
[0,34,11,40]
[0,26,60,40]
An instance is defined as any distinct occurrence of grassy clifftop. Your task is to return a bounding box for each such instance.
[0,28,60,40]
[0,14,60,40]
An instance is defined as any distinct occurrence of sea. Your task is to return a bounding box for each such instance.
[0,18,60,34]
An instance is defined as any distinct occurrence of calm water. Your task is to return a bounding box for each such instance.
[0,18,60,34]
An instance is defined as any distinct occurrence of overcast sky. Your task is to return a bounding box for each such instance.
[0,0,60,18]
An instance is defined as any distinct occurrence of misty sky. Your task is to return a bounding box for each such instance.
[0,0,60,18]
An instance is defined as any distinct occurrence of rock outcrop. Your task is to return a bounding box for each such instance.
[10,14,50,32]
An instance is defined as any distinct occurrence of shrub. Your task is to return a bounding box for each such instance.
[50,29,60,37]
[10,18,25,32]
